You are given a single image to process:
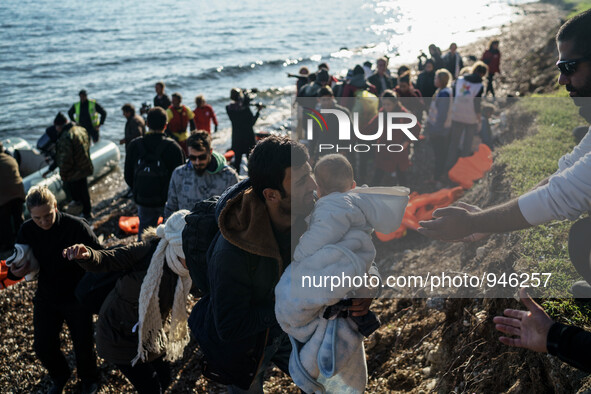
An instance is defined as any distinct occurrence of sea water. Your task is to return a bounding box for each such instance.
[0,0,533,153]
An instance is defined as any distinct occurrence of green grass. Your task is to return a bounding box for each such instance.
[494,96,590,326]
[563,0,591,17]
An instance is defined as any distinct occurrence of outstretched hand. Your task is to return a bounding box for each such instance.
[417,202,476,241]
[493,288,554,353]
[451,202,489,242]
[62,244,91,261]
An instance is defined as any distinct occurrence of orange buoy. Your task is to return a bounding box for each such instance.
[119,216,163,234]
[224,150,235,164]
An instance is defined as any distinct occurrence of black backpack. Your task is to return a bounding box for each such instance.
[182,196,221,296]
[133,140,170,207]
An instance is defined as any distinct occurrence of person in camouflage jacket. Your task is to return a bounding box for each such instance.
[164,130,239,220]
[53,112,94,219]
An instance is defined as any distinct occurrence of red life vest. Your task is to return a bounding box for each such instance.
[167,105,190,135]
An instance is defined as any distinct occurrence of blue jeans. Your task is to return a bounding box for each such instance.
[137,205,164,241]
[227,333,291,394]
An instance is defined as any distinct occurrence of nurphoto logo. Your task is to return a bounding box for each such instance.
[304,106,418,153]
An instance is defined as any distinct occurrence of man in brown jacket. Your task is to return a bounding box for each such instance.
[53,112,94,220]
[0,141,26,258]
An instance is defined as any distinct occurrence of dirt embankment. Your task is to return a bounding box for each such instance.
[0,2,588,393]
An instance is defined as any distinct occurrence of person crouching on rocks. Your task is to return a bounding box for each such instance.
[62,210,192,394]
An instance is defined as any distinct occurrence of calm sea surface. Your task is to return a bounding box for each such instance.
[0,0,532,153]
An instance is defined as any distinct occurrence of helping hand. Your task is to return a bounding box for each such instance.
[418,202,476,241]
[62,244,91,260]
[450,202,489,242]
[493,288,554,353]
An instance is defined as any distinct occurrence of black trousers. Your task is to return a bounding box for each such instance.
[232,146,252,175]
[485,73,496,98]
[116,356,171,394]
[33,299,98,386]
[65,178,92,215]
[568,218,591,285]
[429,134,451,181]
[81,122,99,143]
[0,198,24,252]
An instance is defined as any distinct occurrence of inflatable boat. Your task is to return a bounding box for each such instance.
[2,136,120,206]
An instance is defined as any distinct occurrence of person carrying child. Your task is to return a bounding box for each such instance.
[275,154,408,393]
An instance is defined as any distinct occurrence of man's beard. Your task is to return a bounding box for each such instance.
[566,83,591,122]
[195,166,206,175]
[567,83,591,104]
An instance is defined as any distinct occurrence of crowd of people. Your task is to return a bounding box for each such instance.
[292,39,498,189]
[0,8,590,394]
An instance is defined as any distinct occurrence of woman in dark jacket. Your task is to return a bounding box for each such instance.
[418,44,445,71]
[481,39,501,98]
[63,210,191,394]
[415,59,437,107]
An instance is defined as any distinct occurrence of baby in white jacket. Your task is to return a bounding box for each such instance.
[274,154,408,393]
[313,154,380,335]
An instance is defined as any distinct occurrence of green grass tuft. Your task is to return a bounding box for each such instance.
[563,0,591,17]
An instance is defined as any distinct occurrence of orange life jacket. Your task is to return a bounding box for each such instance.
[167,105,190,138]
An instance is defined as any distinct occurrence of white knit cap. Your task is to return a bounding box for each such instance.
[156,209,187,261]
[132,209,192,366]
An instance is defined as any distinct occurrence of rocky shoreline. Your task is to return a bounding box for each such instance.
[0,2,573,393]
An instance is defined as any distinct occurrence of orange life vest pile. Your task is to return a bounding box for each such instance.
[376,143,493,241]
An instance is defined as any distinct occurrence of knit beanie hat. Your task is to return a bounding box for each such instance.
[131,209,191,366]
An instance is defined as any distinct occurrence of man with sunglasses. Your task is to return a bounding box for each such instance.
[164,130,239,220]
[418,9,591,371]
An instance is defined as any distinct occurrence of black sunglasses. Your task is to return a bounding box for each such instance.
[188,153,208,162]
[556,56,590,76]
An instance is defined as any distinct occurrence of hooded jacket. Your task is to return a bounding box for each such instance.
[76,236,178,365]
[275,187,409,393]
[164,151,239,219]
[55,122,94,182]
[189,179,293,389]
[0,151,25,206]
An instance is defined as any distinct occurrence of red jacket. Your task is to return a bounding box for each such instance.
[193,104,218,133]
[482,49,501,74]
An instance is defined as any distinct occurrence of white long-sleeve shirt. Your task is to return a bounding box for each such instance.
[518,126,591,225]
